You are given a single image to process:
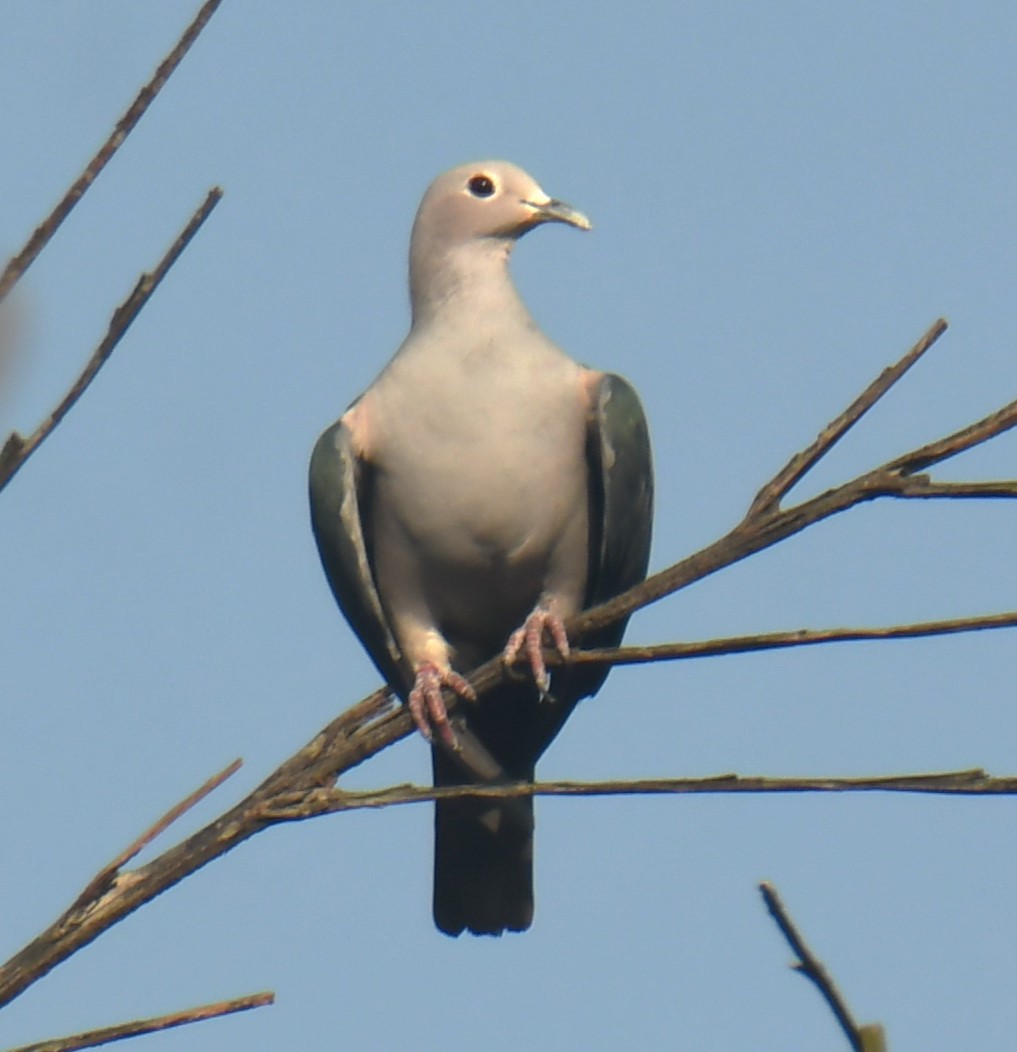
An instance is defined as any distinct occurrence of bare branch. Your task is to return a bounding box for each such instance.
[0,0,224,304]
[894,478,1017,499]
[886,393,1017,475]
[747,318,948,517]
[571,322,1017,642]
[760,881,886,1052]
[562,608,1017,669]
[260,768,1017,819]
[0,759,244,1005]
[7,991,273,1052]
[4,320,1015,1009]
[71,759,242,910]
[0,188,223,495]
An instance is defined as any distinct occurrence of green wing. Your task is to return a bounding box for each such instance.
[308,418,411,696]
[536,371,654,748]
[309,418,514,784]
[586,372,654,628]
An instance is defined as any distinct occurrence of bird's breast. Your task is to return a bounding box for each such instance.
[366,343,590,645]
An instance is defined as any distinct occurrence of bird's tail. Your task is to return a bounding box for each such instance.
[432,746,535,937]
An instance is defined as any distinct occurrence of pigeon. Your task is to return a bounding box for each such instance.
[309,160,652,936]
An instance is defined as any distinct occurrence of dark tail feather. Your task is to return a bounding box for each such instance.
[432,748,534,937]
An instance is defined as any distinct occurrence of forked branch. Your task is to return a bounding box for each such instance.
[747,317,947,516]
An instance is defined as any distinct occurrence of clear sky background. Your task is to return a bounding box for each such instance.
[2,3,1016,1049]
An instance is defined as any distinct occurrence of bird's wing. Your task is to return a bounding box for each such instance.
[308,417,411,695]
[309,416,520,785]
[533,371,654,748]
[586,371,654,629]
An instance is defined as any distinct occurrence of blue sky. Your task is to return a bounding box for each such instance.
[2,2,1016,1048]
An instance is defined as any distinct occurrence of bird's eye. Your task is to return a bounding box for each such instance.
[467,174,496,198]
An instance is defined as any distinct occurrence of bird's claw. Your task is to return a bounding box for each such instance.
[503,606,570,696]
[408,662,476,749]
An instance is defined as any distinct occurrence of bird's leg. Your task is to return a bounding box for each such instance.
[407,662,476,749]
[503,604,571,695]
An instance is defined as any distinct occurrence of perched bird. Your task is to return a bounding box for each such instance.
[309,161,652,936]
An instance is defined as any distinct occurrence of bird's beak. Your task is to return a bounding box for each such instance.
[523,196,592,231]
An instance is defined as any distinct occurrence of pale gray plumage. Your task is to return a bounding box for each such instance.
[309,161,652,936]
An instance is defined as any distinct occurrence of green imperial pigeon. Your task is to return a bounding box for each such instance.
[309,161,653,936]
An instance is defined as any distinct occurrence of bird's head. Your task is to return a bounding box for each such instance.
[413,160,591,249]
[408,161,590,320]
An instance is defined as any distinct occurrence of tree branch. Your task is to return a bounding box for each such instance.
[894,478,1017,499]
[569,324,1017,644]
[258,768,1017,819]
[4,319,1016,1011]
[7,991,273,1052]
[885,393,1017,475]
[561,608,1017,669]
[71,758,241,911]
[748,318,948,517]
[760,881,886,1052]
[0,0,223,304]
[0,187,223,495]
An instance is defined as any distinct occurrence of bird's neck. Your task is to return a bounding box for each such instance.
[408,238,530,327]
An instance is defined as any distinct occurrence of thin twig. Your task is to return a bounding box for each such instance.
[71,758,241,910]
[259,768,1017,819]
[886,394,1017,476]
[894,478,1017,499]
[6,991,273,1052]
[759,882,885,1052]
[0,187,223,494]
[571,358,1016,644]
[747,318,948,517]
[0,0,224,304]
[561,608,1017,669]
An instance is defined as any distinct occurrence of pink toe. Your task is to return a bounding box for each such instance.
[502,606,571,691]
[548,614,570,657]
[407,662,467,748]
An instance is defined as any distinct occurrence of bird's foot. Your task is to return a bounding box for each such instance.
[408,662,476,749]
[503,605,570,696]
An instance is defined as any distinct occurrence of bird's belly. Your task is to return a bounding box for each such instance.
[382,454,580,566]
[375,437,587,649]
